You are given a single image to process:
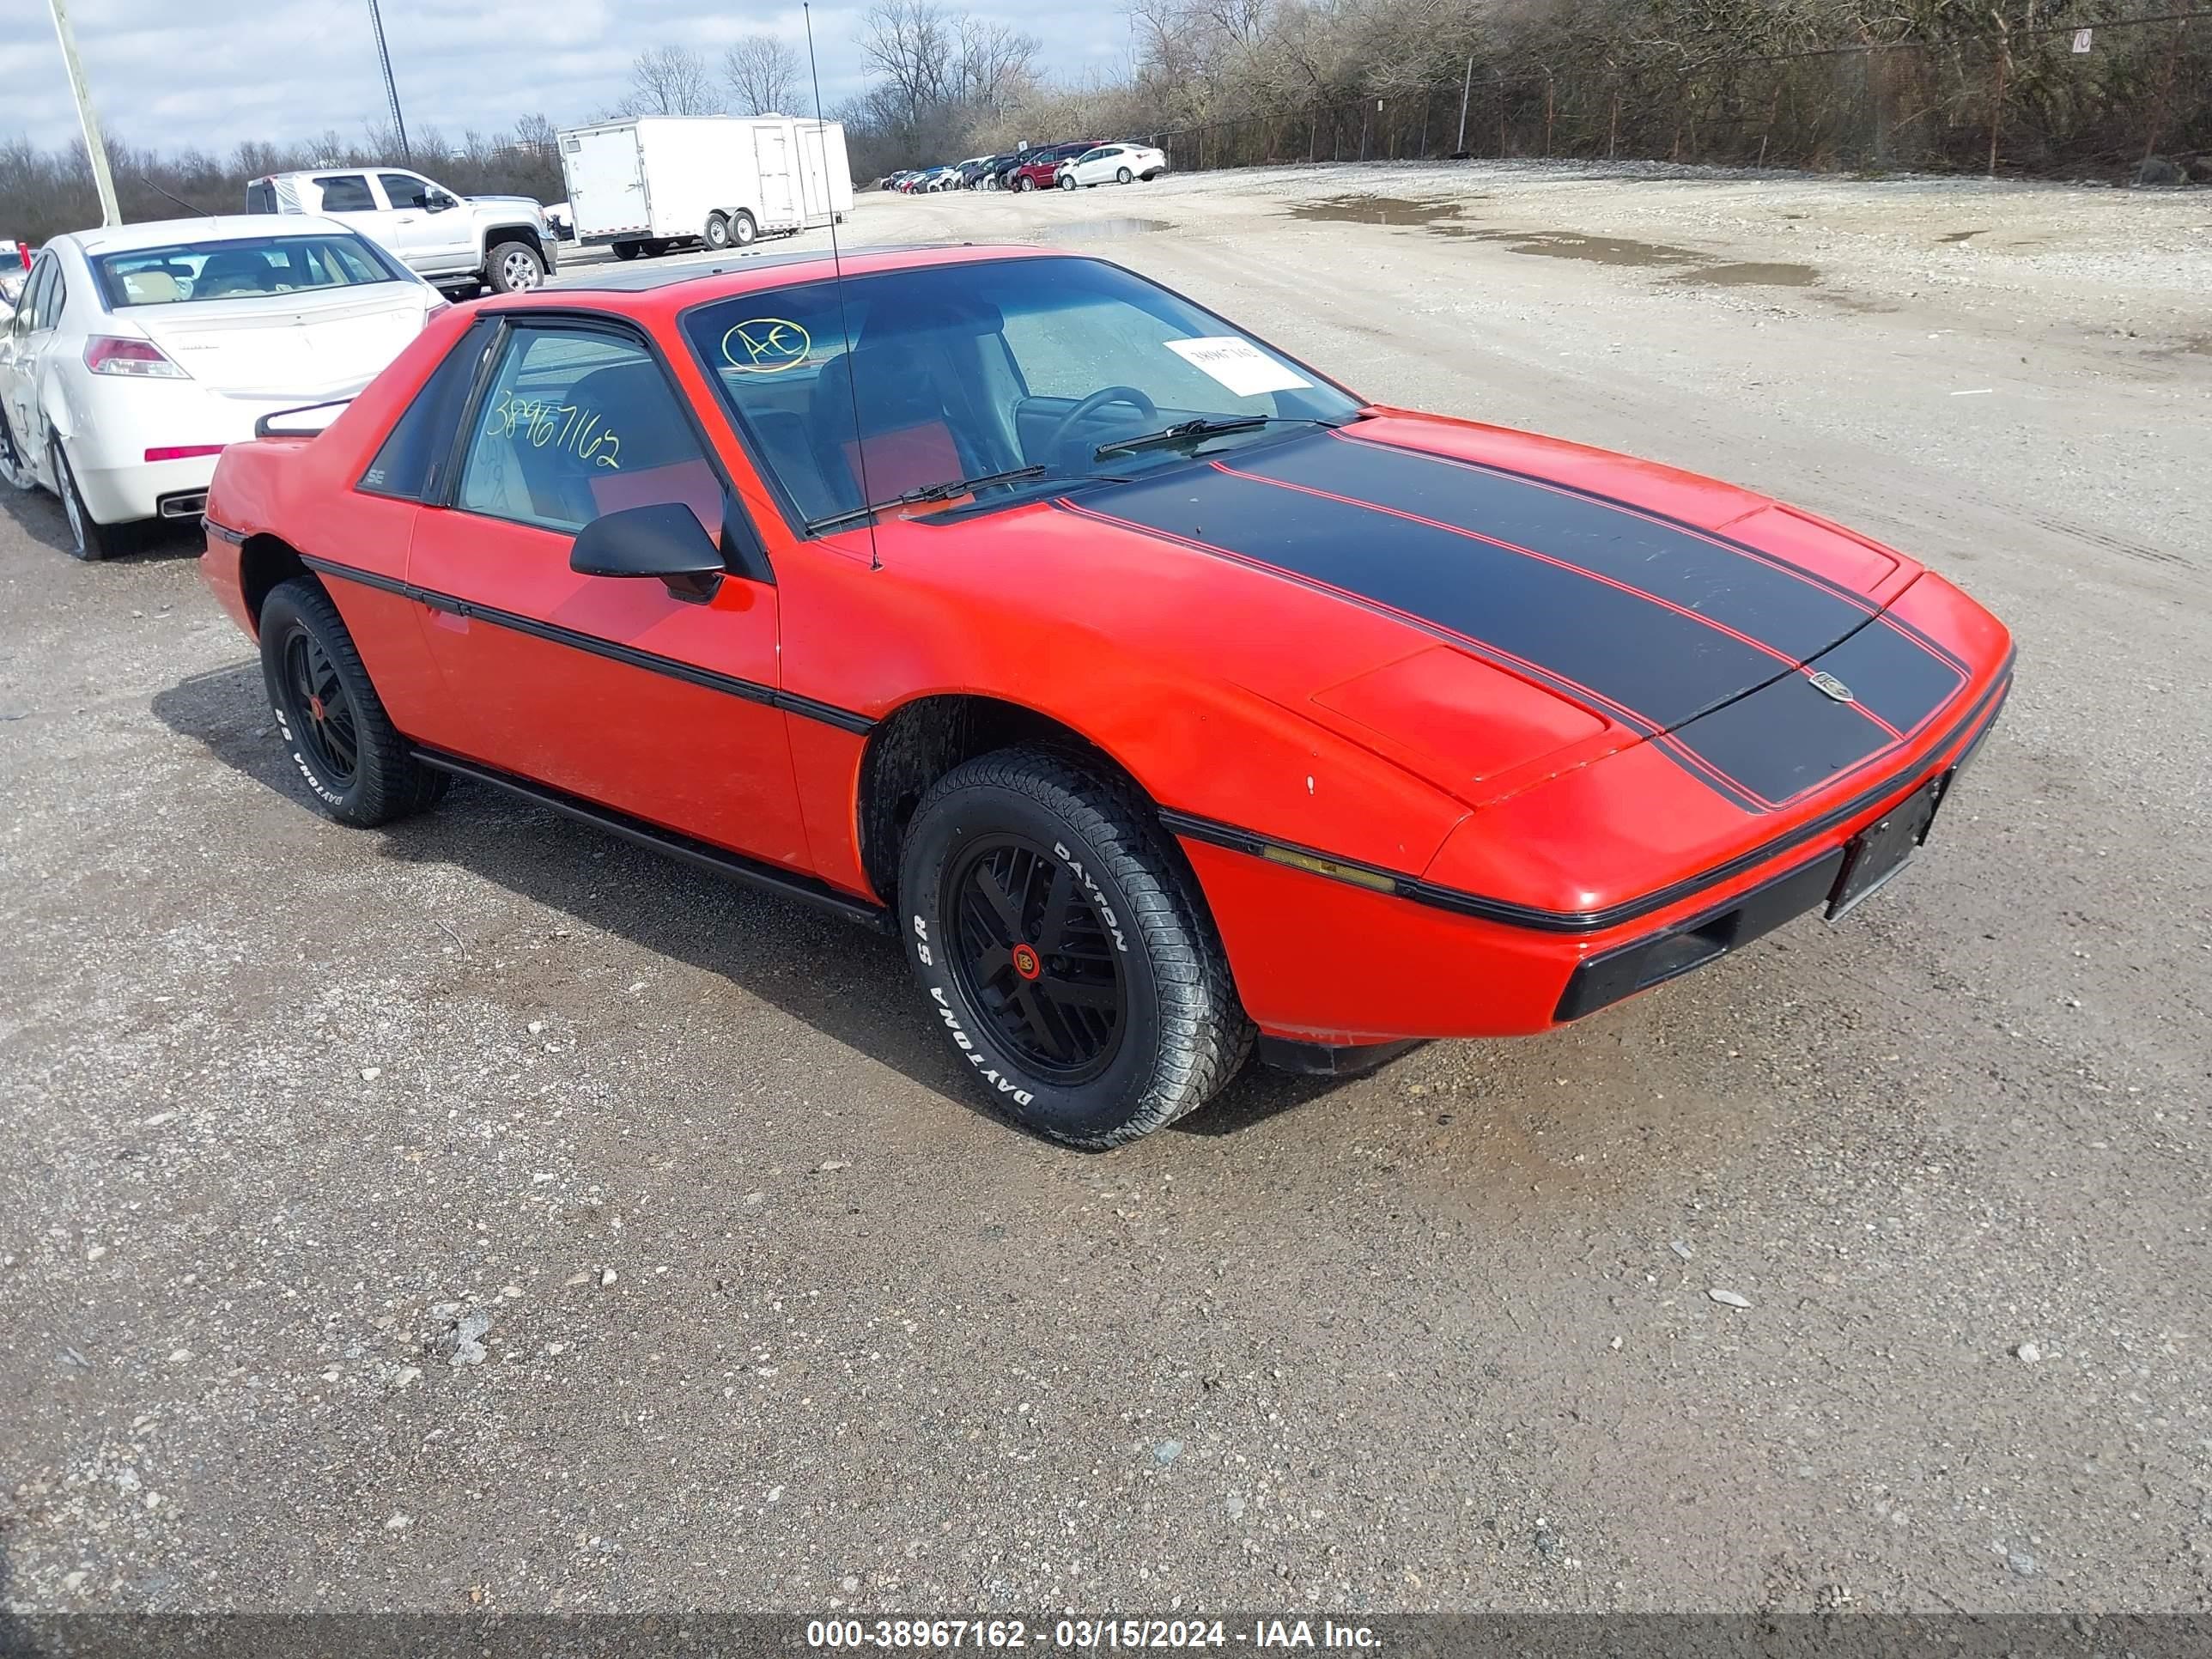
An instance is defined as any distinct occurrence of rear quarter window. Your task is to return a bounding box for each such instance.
[359,321,495,502]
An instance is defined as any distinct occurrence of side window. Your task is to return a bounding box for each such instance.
[314,174,376,212]
[21,257,62,331]
[359,320,494,501]
[246,180,276,214]
[455,326,725,537]
[379,173,431,210]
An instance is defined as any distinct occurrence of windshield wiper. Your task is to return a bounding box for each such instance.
[808,465,1049,533]
[1094,415,1337,460]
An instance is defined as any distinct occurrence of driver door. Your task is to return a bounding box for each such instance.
[378,172,475,271]
[404,317,811,872]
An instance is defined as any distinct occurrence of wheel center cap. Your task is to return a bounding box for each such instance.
[307,694,325,721]
[1012,944,1042,981]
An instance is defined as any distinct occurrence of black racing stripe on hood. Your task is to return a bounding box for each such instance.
[1804,612,1968,735]
[1668,671,1897,805]
[1085,464,1800,732]
[1237,434,1874,663]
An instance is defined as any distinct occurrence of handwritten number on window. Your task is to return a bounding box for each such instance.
[484,389,622,469]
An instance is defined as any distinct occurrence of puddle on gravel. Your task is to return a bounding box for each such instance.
[1292,205,1820,288]
[1289,195,1467,228]
[1670,260,1819,287]
[1465,230,1705,266]
[1037,217,1170,240]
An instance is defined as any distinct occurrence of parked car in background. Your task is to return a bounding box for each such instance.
[0,267,23,324]
[1057,143,1170,188]
[1007,143,1099,191]
[246,167,556,295]
[0,216,441,560]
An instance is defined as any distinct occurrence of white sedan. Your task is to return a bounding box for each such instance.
[0,215,443,560]
[1055,143,1170,190]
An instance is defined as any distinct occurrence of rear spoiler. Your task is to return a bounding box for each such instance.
[253,398,352,439]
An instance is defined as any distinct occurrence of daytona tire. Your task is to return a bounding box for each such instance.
[898,746,1251,1148]
[258,577,448,828]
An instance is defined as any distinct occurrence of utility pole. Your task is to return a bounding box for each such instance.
[48,0,119,226]
[367,0,410,161]
[1456,54,1474,154]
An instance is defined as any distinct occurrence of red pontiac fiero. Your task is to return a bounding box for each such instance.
[200,244,2013,1147]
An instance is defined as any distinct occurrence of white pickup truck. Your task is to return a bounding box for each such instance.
[245,167,557,295]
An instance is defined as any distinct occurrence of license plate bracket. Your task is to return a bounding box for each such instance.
[1826,775,1948,920]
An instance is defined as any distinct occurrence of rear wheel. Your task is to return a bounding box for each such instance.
[1115,167,1133,184]
[726,210,758,247]
[898,746,1251,1149]
[486,240,544,294]
[50,436,129,562]
[258,578,448,828]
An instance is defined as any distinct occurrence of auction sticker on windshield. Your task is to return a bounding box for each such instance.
[1165,337,1312,397]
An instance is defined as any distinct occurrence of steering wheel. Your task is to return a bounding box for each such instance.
[1046,385,1158,466]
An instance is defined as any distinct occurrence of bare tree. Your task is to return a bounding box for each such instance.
[864,0,958,124]
[512,112,560,155]
[724,34,802,115]
[629,44,719,117]
[956,17,1042,112]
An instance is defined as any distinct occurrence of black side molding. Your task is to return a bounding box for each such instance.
[411,747,890,932]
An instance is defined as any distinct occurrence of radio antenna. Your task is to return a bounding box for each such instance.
[803,1,879,572]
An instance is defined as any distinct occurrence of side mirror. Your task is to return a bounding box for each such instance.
[570,503,725,602]
[426,191,456,213]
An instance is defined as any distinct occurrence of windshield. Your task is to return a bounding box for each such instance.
[91,233,409,308]
[682,256,1362,531]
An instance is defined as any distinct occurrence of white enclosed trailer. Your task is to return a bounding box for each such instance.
[789,119,855,227]
[557,116,850,259]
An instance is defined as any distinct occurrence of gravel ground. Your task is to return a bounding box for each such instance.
[3,159,2209,1617]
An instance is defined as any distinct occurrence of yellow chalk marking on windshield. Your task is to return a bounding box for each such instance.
[722,319,811,374]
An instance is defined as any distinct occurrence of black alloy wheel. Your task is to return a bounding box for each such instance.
[899,745,1252,1147]
[258,577,447,827]
[949,833,1126,1085]
[281,625,360,792]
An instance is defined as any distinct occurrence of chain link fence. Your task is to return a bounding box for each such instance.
[1145,11,2210,181]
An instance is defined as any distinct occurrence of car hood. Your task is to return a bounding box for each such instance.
[466,195,545,217]
[1058,417,1969,812]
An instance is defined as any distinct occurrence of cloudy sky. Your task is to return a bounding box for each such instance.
[5,0,1133,158]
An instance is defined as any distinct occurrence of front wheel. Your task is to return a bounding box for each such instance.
[612,240,642,261]
[1059,173,1078,191]
[0,406,34,494]
[1018,175,1035,192]
[899,747,1251,1148]
[258,578,448,827]
[486,240,544,293]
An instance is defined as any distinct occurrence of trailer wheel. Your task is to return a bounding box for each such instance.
[726,210,758,247]
[612,240,642,261]
[704,214,732,250]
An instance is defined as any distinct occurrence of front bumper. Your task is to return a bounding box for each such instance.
[1175,667,2011,1046]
